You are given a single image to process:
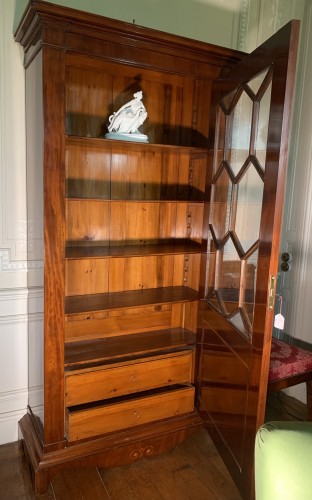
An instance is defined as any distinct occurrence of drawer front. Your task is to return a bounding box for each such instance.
[66,385,195,441]
[65,351,193,406]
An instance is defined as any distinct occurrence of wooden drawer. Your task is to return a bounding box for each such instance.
[65,351,193,406]
[66,385,195,441]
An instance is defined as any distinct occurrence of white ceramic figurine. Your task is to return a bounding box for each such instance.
[106,90,148,142]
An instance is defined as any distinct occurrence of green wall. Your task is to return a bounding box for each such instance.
[14,0,241,48]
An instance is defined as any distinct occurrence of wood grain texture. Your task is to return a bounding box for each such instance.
[65,286,199,315]
[66,385,195,441]
[42,43,66,446]
[65,351,193,405]
[0,426,247,500]
[64,328,196,367]
[66,240,203,258]
[18,409,203,494]
[64,304,174,341]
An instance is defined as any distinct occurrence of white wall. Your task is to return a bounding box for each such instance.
[0,0,28,444]
[14,0,242,48]
[278,0,312,402]
[0,0,43,445]
[0,0,309,444]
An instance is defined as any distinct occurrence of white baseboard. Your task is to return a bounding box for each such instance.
[0,408,27,445]
[0,388,28,444]
[0,386,44,445]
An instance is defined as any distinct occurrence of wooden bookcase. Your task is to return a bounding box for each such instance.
[15,0,243,493]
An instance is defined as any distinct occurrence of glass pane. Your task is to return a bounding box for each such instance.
[234,165,263,253]
[242,249,258,327]
[220,87,240,113]
[226,91,253,176]
[213,107,226,176]
[229,310,249,339]
[206,236,223,314]
[218,239,240,315]
[255,81,272,169]
[246,67,270,96]
[211,167,232,241]
[206,236,217,296]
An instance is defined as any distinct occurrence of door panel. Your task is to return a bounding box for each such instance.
[198,21,300,499]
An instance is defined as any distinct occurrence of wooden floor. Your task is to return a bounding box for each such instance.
[0,393,306,500]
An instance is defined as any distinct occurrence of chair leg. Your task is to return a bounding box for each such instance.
[307,380,312,421]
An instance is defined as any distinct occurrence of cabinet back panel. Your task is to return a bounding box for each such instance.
[65,305,175,341]
[64,300,198,342]
[66,200,203,244]
[65,140,111,199]
[66,200,110,243]
[65,254,201,296]
[65,137,207,201]
[66,259,109,296]
[66,66,112,137]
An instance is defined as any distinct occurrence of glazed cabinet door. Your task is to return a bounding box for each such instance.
[198,21,300,500]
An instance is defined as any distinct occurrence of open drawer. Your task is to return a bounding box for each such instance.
[65,350,193,406]
[66,384,195,441]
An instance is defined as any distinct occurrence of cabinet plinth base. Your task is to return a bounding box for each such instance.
[19,409,203,494]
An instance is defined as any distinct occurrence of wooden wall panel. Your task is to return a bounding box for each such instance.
[66,200,110,243]
[66,139,111,199]
[65,304,174,341]
[66,66,113,137]
[65,259,109,296]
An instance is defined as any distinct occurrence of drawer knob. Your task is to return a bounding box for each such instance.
[134,409,141,419]
[130,374,136,383]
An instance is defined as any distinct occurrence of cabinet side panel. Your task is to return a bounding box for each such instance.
[42,46,66,445]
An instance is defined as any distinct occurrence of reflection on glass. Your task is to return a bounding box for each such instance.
[234,165,263,253]
[255,81,272,169]
[206,237,223,314]
[243,249,258,326]
[220,87,240,112]
[213,108,226,176]
[218,240,240,315]
[207,67,271,338]
[227,91,253,177]
[246,67,269,96]
[229,310,248,337]
[211,168,232,241]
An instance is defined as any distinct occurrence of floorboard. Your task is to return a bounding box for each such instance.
[0,393,306,500]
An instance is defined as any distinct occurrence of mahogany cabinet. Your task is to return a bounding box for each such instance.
[15,1,299,498]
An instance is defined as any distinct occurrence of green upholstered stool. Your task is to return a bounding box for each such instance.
[255,421,312,500]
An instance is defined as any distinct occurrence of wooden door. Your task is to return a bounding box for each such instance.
[198,21,300,500]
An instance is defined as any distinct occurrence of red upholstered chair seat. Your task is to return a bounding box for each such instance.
[268,337,312,420]
[269,338,312,382]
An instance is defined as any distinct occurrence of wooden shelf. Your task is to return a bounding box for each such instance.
[66,193,205,202]
[65,286,199,315]
[65,135,209,154]
[64,328,196,368]
[66,240,203,259]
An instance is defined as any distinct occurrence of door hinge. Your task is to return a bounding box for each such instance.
[268,275,276,311]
